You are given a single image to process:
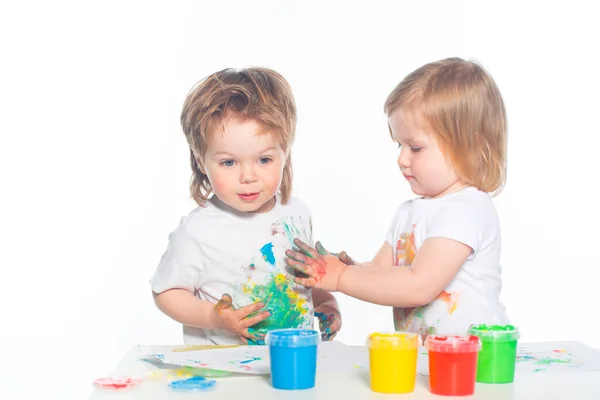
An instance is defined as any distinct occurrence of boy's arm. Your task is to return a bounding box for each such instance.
[153,289,270,342]
[312,288,341,341]
[153,289,220,329]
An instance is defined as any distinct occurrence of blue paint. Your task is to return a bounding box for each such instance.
[260,243,276,266]
[267,329,319,390]
[239,356,261,364]
[169,376,216,392]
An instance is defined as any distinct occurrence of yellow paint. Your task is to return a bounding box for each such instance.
[172,344,240,352]
[368,332,418,394]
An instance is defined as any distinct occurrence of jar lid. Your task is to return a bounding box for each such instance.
[425,335,482,353]
[367,331,418,350]
[467,324,520,342]
[266,328,319,348]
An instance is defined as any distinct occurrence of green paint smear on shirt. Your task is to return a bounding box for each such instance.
[244,273,309,345]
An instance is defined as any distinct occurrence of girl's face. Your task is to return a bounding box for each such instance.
[388,109,463,198]
[200,117,286,213]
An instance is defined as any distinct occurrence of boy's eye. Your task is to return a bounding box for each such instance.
[259,157,272,165]
[221,159,236,167]
[397,143,402,149]
[411,146,422,152]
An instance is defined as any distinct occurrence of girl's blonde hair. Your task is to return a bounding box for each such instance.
[180,67,297,205]
[384,57,507,195]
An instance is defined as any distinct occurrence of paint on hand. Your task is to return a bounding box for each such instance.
[243,273,310,340]
[315,241,328,256]
[315,311,337,341]
[315,260,327,279]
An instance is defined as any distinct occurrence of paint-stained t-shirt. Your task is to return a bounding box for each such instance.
[386,187,510,341]
[150,195,314,345]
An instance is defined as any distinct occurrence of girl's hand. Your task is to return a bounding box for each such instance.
[285,238,348,291]
[213,294,271,344]
[314,306,342,341]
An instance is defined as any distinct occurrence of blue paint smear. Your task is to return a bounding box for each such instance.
[260,242,276,266]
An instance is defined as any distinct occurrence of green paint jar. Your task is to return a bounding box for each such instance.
[467,324,520,383]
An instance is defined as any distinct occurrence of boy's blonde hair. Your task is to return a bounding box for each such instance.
[384,57,507,195]
[181,67,297,205]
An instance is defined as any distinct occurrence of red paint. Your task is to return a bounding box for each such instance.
[94,377,141,390]
[314,259,327,279]
[426,335,481,396]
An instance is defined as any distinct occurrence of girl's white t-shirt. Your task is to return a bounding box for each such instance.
[386,187,510,338]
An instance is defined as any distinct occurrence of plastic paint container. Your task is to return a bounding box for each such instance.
[425,335,481,396]
[367,331,418,394]
[468,324,520,383]
[266,328,319,390]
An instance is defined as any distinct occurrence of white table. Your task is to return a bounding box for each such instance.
[88,342,600,399]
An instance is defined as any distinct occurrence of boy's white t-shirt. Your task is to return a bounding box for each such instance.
[150,195,314,345]
[386,187,509,337]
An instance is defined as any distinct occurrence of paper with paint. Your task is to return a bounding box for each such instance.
[414,341,600,375]
[141,346,270,375]
[141,341,351,375]
[515,341,600,373]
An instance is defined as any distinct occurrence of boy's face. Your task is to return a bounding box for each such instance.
[388,109,462,198]
[201,117,286,213]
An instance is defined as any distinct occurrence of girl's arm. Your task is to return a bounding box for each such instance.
[338,237,471,306]
[287,237,471,308]
[368,242,395,268]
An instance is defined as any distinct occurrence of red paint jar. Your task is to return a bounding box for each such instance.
[425,335,481,396]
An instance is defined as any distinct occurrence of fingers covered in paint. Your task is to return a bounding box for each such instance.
[215,293,233,311]
[338,251,356,265]
[293,238,321,260]
[315,241,330,256]
[214,294,270,340]
[315,309,342,341]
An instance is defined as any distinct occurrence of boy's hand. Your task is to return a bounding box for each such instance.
[285,239,349,291]
[314,306,341,341]
[213,294,271,344]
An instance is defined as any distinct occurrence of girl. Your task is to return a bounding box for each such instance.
[151,67,340,345]
[285,58,510,340]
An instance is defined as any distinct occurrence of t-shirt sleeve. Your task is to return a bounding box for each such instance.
[425,197,490,254]
[385,203,406,246]
[150,227,204,294]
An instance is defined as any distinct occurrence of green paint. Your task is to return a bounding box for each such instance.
[470,324,517,332]
[315,241,328,256]
[468,324,520,383]
[535,359,570,365]
[243,273,309,343]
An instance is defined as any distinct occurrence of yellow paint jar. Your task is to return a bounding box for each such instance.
[368,331,418,394]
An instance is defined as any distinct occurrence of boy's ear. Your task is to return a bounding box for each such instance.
[197,159,206,174]
[191,149,206,174]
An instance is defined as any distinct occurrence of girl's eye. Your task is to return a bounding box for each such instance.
[397,143,402,149]
[411,147,422,153]
[221,159,236,167]
[259,157,272,165]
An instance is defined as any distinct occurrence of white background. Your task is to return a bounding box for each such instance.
[1,1,599,398]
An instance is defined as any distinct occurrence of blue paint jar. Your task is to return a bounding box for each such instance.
[266,328,319,390]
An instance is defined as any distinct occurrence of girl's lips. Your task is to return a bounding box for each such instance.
[238,192,260,201]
